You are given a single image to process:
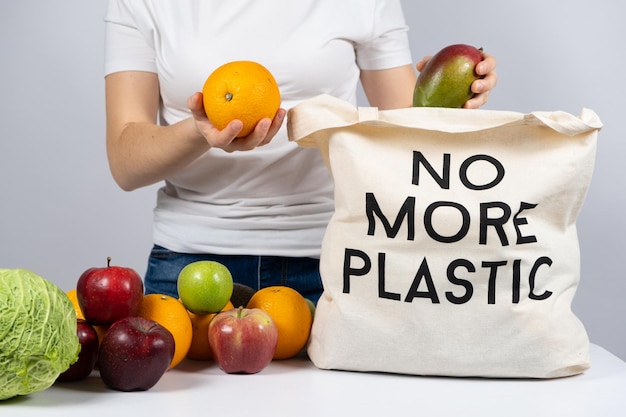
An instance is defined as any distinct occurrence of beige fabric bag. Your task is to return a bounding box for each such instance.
[288,94,602,378]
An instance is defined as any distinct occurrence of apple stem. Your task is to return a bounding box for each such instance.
[236,305,245,318]
[107,256,111,267]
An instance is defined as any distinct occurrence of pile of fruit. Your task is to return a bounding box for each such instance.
[51,45,482,393]
[60,257,314,392]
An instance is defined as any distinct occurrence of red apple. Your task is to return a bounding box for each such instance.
[76,257,144,326]
[208,307,278,374]
[56,319,99,382]
[98,316,175,392]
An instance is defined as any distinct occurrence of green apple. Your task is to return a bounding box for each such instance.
[305,298,316,319]
[177,261,234,314]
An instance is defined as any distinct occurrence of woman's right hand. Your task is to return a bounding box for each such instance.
[187,92,286,152]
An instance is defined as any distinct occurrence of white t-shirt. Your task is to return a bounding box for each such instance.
[104,0,413,257]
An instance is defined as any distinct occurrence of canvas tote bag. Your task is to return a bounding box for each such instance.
[287,94,602,378]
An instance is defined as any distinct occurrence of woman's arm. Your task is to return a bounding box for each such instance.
[105,71,286,191]
[360,64,417,110]
[105,71,208,191]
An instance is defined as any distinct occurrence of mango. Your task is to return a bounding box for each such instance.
[413,44,483,108]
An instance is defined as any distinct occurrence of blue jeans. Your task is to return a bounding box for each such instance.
[144,245,323,304]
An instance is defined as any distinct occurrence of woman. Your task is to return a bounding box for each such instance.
[104,0,497,303]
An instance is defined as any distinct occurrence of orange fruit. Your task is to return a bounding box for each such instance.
[202,60,281,138]
[66,289,85,320]
[93,324,108,346]
[137,293,193,369]
[187,301,235,360]
[246,286,313,360]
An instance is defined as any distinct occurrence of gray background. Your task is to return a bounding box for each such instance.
[1,1,624,360]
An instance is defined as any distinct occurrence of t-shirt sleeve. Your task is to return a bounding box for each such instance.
[104,0,157,76]
[354,0,413,70]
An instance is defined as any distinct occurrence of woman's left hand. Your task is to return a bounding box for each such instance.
[465,51,497,109]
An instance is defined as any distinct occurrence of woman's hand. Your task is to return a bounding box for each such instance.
[187,92,286,152]
[415,50,498,109]
[465,51,497,109]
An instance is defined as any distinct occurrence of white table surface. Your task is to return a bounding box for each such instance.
[3,343,625,417]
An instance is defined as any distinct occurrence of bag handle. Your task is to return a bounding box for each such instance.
[287,94,602,146]
[527,109,603,135]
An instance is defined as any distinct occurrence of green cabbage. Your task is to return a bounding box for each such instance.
[0,268,80,400]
